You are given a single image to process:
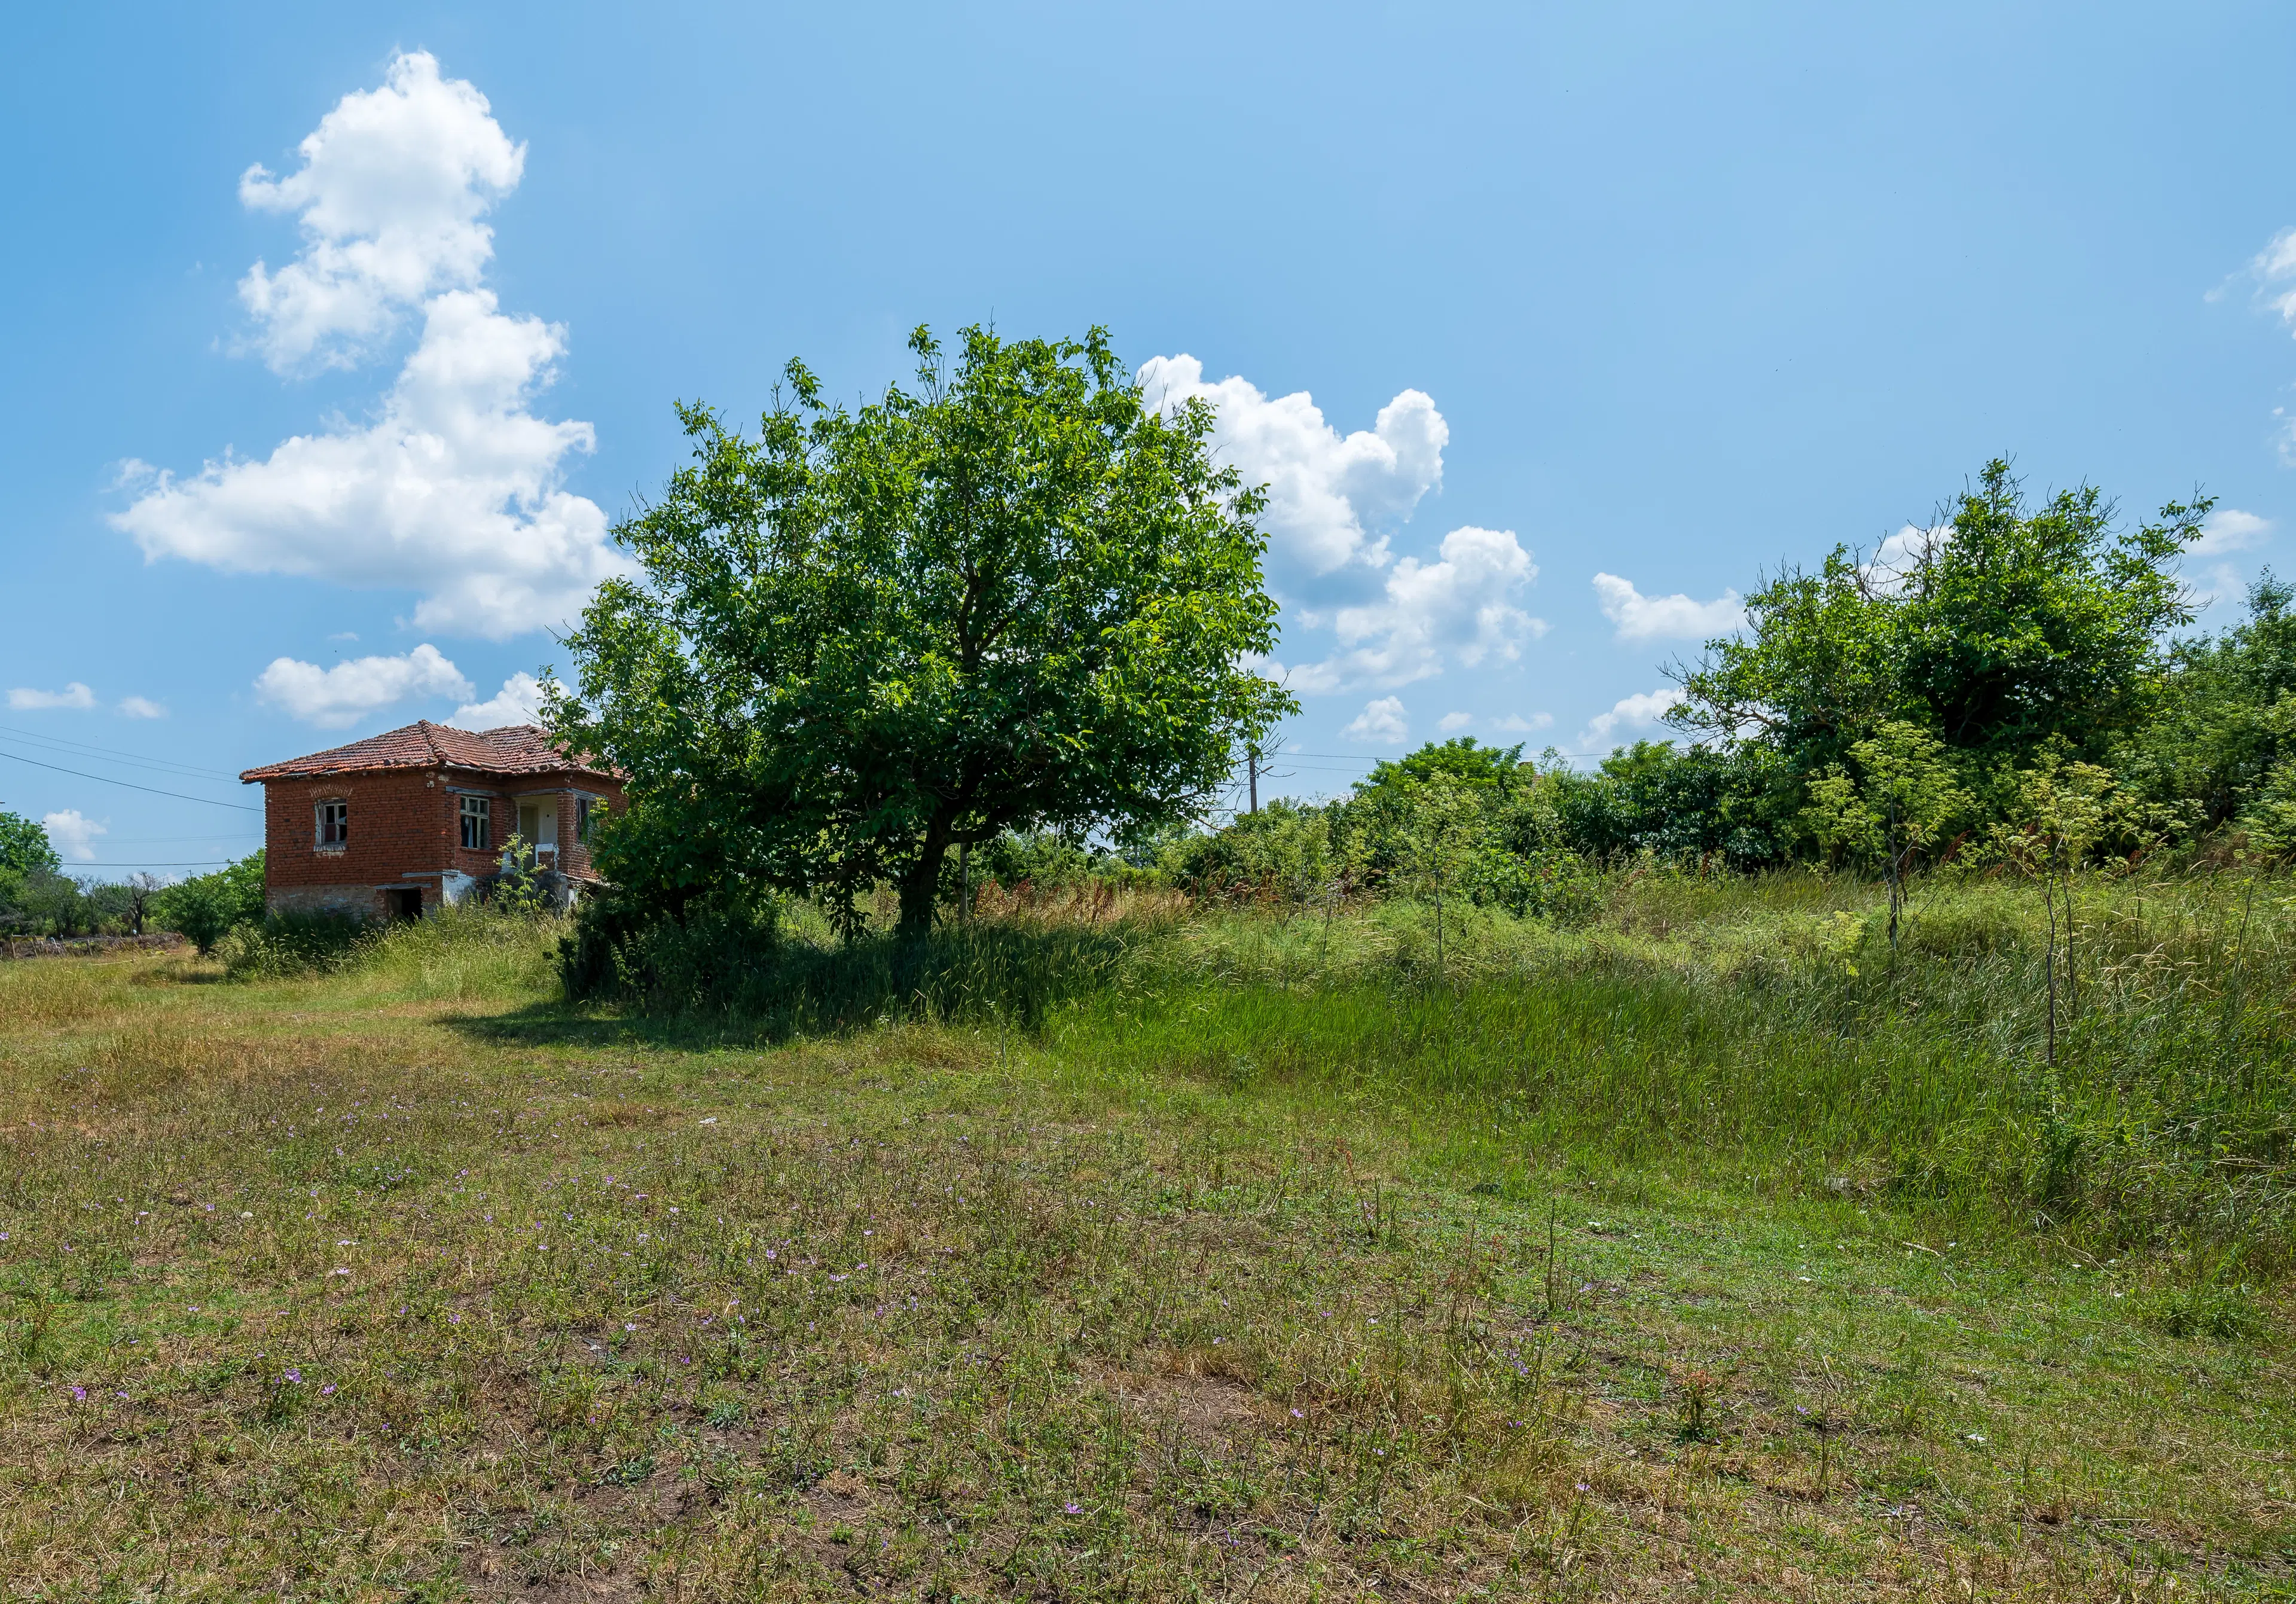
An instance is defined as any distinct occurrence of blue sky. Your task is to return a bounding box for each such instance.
[9,1,2296,873]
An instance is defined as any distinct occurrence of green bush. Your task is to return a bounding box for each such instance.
[155,851,267,955]
[560,887,1128,1035]
[219,911,369,978]
[1165,800,1340,902]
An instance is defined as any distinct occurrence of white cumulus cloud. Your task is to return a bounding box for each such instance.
[2194,508,2271,556]
[447,671,545,730]
[117,697,167,719]
[255,644,473,729]
[1279,526,1543,692]
[236,50,524,374]
[42,810,106,863]
[1138,355,1446,581]
[112,52,624,639]
[8,682,97,710]
[1592,573,1745,643]
[1577,687,1677,751]
[1342,696,1410,746]
[1492,712,1553,734]
[1437,711,1473,732]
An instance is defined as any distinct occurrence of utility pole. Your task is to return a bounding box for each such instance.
[1247,744,1259,815]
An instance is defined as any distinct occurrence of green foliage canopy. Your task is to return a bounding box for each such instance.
[1354,737,1524,797]
[0,810,59,877]
[1674,460,2205,772]
[155,850,267,955]
[2114,572,2296,830]
[551,324,1296,938]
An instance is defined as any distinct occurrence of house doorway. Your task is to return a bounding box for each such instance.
[517,798,558,864]
[384,888,423,922]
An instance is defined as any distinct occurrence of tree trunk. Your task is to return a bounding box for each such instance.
[897,831,951,939]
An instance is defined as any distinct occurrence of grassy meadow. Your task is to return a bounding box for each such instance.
[0,870,2291,1601]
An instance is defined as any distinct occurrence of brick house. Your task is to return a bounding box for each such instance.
[239,722,627,920]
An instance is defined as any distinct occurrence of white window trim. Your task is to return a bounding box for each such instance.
[313,797,349,852]
[458,794,493,852]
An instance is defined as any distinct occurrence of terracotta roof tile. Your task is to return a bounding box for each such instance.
[240,721,617,783]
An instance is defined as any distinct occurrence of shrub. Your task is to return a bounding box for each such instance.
[560,886,1127,1035]
[155,852,267,956]
[219,912,369,978]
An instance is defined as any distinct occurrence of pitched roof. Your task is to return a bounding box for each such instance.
[240,721,616,783]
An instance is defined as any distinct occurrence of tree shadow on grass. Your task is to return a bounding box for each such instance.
[439,922,1133,1052]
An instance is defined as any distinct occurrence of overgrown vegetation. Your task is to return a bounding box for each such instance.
[2,882,2289,1599]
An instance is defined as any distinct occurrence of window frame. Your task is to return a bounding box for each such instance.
[314,798,349,849]
[459,795,492,852]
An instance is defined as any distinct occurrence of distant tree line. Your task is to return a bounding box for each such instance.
[0,828,264,950]
[1159,460,2296,910]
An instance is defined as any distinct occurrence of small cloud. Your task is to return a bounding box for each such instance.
[2191,561,2248,613]
[445,671,545,730]
[2193,508,2271,556]
[8,682,97,711]
[255,644,472,728]
[1437,711,1473,732]
[327,632,361,642]
[2248,225,2296,328]
[1342,696,1410,746]
[1279,526,1544,692]
[1592,574,1744,643]
[1492,712,1553,733]
[42,810,106,863]
[117,696,167,719]
[1577,687,1676,751]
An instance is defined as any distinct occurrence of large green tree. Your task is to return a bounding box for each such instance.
[1672,461,2205,771]
[551,324,1296,937]
[0,810,62,931]
[0,810,59,877]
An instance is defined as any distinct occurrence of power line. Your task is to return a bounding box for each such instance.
[1280,748,1615,761]
[82,834,265,845]
[0,722,241,781]
[0,736,243,786]
[0,749,262,811]
[57,861,243,868]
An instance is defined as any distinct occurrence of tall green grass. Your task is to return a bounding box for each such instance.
[1068,871,2296,1263]
[219,904,567,1001]
[277,866,2296,1266]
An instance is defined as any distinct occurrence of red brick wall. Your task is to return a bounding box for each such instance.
[261,770,450,900]
[259,767,628,913]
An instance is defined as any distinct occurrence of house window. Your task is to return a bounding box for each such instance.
[459,795,491,850]
[315,800,348,848]
[576,797,605,844]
